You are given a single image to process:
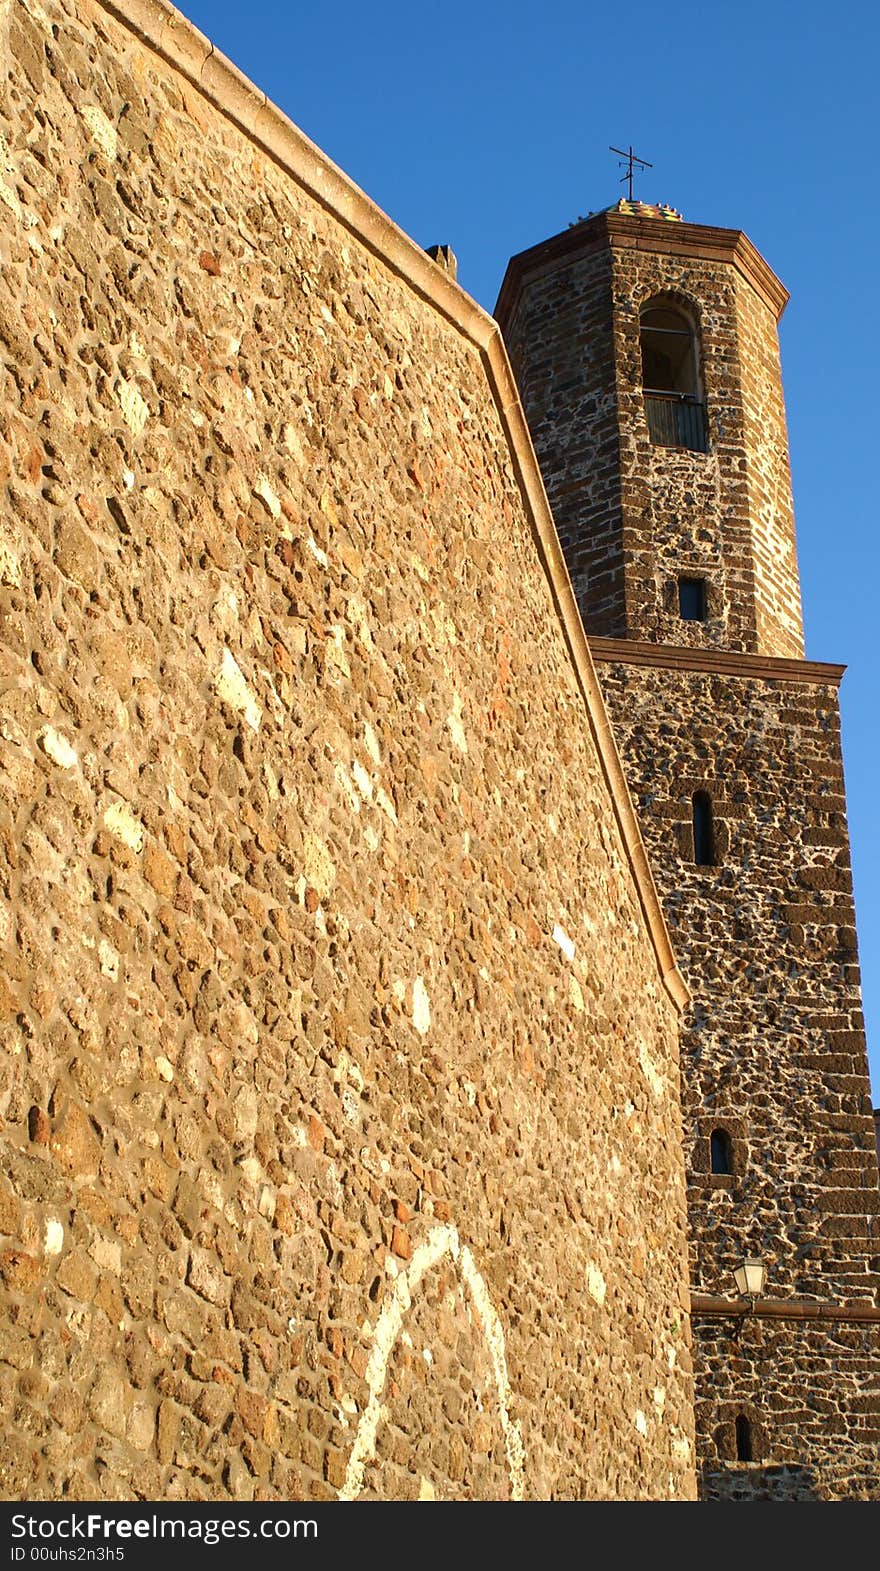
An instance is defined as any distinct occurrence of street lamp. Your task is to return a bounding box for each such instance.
[733,1258,766,1306]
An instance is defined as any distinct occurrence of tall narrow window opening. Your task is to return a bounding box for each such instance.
[640,300,707,453]
[692,791,715,867]
[679,576,707,621]
[735,1414,754,1462]
[710,1128,733,1175]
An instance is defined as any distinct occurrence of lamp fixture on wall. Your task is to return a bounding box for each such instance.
[733,1258,766,1309]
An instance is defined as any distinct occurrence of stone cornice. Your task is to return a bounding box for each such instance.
[589,637,846,687]
[691,1294,880,1326]
[93,3,689,1013]
[494,211,790,330]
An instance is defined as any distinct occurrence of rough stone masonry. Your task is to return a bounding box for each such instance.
[497,205,880,1499]
[0,0,696,1500]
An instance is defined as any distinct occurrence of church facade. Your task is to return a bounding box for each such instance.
[0,0,876,1502]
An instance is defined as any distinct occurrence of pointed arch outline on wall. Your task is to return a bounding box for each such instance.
[339,1224,525,1502]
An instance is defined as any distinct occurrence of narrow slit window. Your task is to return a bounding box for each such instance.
[735,1414,754,1462]
[710,1128,733,1175]
[679,577,707,622]
[692,791,715,867]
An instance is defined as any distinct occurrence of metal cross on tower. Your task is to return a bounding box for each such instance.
[609,144,652,202]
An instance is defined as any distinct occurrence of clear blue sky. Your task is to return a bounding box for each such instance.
[181,0,880,1096]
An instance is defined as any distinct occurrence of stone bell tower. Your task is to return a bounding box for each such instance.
[497,199,880,1500]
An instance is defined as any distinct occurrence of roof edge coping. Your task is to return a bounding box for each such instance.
[94,0,689,1014]
[495,210,789,328]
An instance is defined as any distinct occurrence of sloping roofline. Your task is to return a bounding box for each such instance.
[97,0,689,1012]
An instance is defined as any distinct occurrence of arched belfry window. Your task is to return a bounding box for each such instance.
[692,791,715,867]
[640,301,708,453]
[711,1128,733,1175]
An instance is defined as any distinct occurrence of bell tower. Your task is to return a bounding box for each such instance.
[497,200,880,1500]
[497,200,804,657]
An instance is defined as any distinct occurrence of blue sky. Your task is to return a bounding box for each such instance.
[181,0,880,1095]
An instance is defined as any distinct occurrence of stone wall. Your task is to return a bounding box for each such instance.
[610,241,763,654]
[594,650,880,1496]
[504,243,627,640]
[0,0,696,1501]
[734,274,803,660]
[498,203,879,1500]
[693,1316,880,1501]
[595,657,878,1299]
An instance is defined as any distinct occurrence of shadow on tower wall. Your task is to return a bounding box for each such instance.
[700,1463,821,1502]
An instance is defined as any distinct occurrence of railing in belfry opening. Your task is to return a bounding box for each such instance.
[644,391,708,453]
